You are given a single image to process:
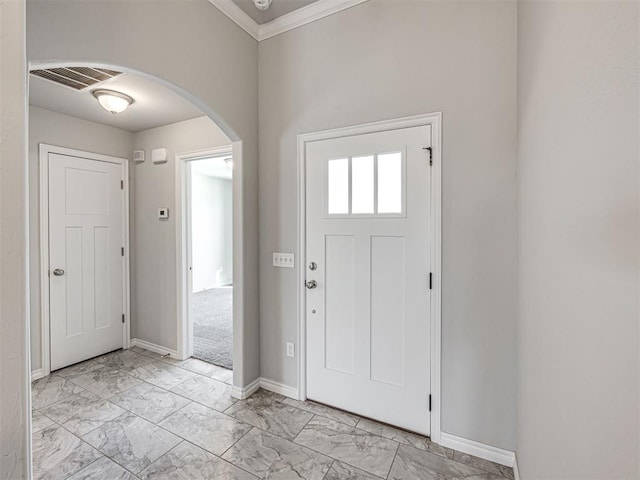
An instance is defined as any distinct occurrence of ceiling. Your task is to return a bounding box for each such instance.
[192,157,233,180]
[29,72,204,133]
[231,0,319,24]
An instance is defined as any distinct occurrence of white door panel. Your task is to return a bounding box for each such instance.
[49,153,124,371]
[306,125,431,435]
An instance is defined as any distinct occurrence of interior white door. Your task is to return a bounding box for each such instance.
[48,152,125,371]
[306,125,432,435]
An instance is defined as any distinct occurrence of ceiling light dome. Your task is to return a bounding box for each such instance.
[92,89,134,114]
[253,0,272,10]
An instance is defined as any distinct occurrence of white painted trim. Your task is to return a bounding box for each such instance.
[440,432,516,468]
[31,369,44,382]
[230,377,300,400]
[208,0,369,42]
[258,0,369,41]
[231,377,261,400]
[429,113,443,444]
[296,113,443,437]
[259,378,299,399]
[208,0,260,40]
[39,145,51,378]
[38,144,130,376]
[175,145,234,362]
[513,454,521,480]
[130,338,179,358]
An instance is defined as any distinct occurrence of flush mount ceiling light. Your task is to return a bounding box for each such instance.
[253,0,272,10]
[92,89,134,114]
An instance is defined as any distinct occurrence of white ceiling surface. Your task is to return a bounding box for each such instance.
[29,73,204,133]
[231,0,319,24]
[192,157,233,180]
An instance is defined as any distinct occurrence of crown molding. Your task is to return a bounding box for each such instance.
[258,0,368,40]
[208,0,260,40]
[208,0,369,42]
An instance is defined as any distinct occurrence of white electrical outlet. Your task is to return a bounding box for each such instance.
[273,253,294,268]
[286,342,295,358]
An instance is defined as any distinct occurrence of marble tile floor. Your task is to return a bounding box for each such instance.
[32,347,514,480]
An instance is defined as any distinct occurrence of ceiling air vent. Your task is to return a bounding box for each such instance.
[30,67,123,91]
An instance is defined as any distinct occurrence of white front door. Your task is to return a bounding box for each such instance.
[306,125,432,435]
[48,152,125,371]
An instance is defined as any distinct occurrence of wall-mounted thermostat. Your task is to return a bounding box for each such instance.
[152,148,168,164]
[158,208,169,219]
[133,150,145,163]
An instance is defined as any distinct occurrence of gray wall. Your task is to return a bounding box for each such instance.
[131,117,230,348]
[0,0,29,477]
[27,0,261,386]
[28,106,134,372]
[517,1,639,478]
[258,0,518,450]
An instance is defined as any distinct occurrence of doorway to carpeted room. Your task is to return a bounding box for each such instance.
[188,155,233,371]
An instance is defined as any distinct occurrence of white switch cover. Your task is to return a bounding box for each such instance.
[273,253,294,268]
[286,342,295,358]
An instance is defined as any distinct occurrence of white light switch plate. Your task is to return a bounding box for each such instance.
[273,253,294,268]
[286,342,295,358]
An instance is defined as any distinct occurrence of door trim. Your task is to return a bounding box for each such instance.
[175,144,235,364]
[39,144,131,377]
[296,113,443,443]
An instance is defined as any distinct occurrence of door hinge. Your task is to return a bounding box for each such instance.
[429,272,433,290]
[122,314,125,324]
[121,180,124,190]
[423,146,433,166]
[429,394,432,412]
[121,247,125,256]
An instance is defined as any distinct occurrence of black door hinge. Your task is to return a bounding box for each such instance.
[423,147,433,166]
[121,247,125,256]
[121,180,124,190]
[429,272,433,290]
[429,394,432,412]
[122,314,125,324]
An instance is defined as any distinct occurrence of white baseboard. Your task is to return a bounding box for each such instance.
[230,377,299,400]
[130,338,179,358]
[231,377,261,400]
[31,369,44,382]
[440,432,515,468]
[259,378,299,399]
[513,454,520,480]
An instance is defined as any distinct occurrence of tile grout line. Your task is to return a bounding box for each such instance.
[61,454,103,480]
[134,439,186,476]
[385,441,401,480]
[288,415,392,479]
[320,459,336,480]
[182,435,261,479]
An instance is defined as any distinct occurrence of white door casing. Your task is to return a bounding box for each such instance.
[41,145,129,373]
[305,123,433,435]
[175,146,233,362]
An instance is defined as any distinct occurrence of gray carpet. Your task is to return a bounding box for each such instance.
[192,288,233,369]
